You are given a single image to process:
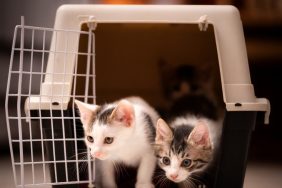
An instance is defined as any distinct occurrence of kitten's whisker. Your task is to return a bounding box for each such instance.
[190,174,205,186]
[190,176,202,184]
[159,176,168,188]
[183,179,190,188]
[111,160,129,179]
[153,173,166,180]
[184,179,190,188]
[115,161,123,177]
[155,174,167,187]
[77,155,91,173]
[67,151,88,160]
[121,163,128,177]
[184,178,195,188]
[191,173,203,179]
[165,177,171,188]
[154,171,166,185]
[111,161,119,177]
[113,161,122,178]
[192,179,200,188]
[190,179,198,188]
[155,178,161,187]
[154,170,164,176]
[120,162,129,177]
[165,178,171,188]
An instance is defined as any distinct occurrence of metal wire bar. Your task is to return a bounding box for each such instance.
[12,138,85,142]
[14,160,90,165]
[6,18,96,187]
[50,30,58,183]
[86,23,94,188]
[5,15,20,188]
[39,28,47,183]
[17,16,25,188]
[10,71,95,77]
[16,180,90,187]
[72,40,81,182]
[28,28,35,184]
[61,30,69,182]
[13,48,94,56]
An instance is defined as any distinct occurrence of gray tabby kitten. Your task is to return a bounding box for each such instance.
[154,114,221,188]
[75,97,159,188]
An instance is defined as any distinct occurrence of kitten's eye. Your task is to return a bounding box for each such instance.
[104,137,114,144]
[182,159,192,167]
[87,136,94,143]
[162,156,170,166]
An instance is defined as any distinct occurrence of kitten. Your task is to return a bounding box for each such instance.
[75,97,159,188]
[158,59,224,117]
[158,60,199,101]
[154,96,222,188]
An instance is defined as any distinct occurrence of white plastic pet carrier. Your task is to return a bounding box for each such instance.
[6,5,270,188]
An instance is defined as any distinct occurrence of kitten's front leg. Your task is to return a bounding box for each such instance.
[136,152,156,188]
[178,182,186,188]
[100,160,117,188]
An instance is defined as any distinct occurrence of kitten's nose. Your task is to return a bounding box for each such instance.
[94,152,103,158]
[170,174,178,180]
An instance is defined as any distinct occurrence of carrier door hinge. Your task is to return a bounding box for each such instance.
[78,15,98,30]
[198,15,209,31]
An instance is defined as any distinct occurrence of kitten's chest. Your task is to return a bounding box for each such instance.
[114,140,151,166]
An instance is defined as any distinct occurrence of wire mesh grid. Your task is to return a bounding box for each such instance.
[5,18,96,187]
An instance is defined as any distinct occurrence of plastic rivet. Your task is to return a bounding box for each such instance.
[52,102,60,106]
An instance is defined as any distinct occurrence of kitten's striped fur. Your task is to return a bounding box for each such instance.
[154,114,221,188]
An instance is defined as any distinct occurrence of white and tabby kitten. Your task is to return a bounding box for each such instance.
[154,114,221,188]
[75,97,159,188]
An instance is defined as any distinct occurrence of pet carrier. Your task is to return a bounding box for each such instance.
[5,5,270,188]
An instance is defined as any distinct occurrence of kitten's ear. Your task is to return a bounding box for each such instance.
[187,121,211,149]
[110,100,135,127]
[156,118,173,143]
[74,100,100,127]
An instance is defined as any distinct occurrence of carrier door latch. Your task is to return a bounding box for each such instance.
[198,15,209,31]
[226,98,271,124]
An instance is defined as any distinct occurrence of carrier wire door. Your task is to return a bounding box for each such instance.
[5,17,97,187]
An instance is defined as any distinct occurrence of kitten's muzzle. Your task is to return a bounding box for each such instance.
[91,150,107,160]
[168,173,184,183]
[94,152,103,158]
[170,174,178,181]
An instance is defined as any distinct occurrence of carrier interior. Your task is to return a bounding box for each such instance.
[80,23,224,110]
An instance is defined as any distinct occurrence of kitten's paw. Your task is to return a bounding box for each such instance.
[102,183,117,188]
[135,183,155,188]
[103,185,117,188]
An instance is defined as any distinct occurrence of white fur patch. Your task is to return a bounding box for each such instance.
[82,97,159,187]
